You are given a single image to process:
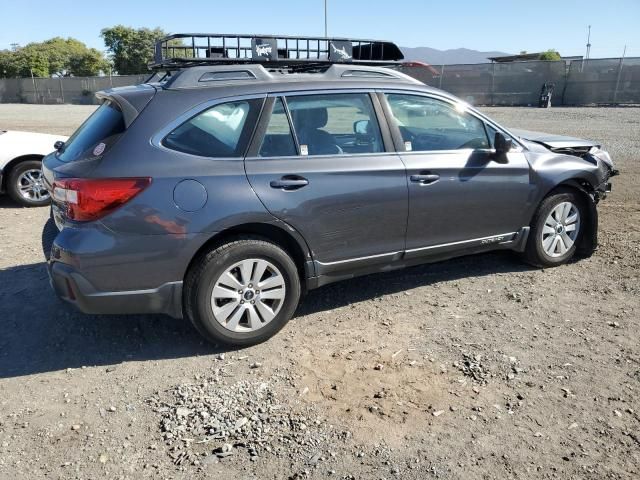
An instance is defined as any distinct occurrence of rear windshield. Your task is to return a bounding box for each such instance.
[57,100,125,162]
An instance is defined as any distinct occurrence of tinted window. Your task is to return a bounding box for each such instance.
[286,93,383,156]
[386,94,490,151]
[163,100,259,157]
[57,101,125,163]
[259,98,297,157]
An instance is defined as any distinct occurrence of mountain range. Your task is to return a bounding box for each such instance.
[400,46,511,65]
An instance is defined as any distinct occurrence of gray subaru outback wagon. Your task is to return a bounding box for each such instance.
[42,34,617,346]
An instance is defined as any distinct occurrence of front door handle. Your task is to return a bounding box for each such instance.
[410,173,440,185]
[270,176,309,190]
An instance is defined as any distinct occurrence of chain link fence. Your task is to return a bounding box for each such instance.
[402,57,639,106]
[0,58,638,106]
[0,75,147,104]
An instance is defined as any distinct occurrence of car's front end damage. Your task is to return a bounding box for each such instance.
[510,128,619,256]
[582,146,618,201]
[513,128,619,198]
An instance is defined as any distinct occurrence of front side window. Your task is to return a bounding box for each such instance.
[286,93,384,156]
[259,98,297,157]
[385,94,490,152]
[163,100,259,157]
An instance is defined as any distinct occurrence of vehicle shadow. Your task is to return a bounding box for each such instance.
[0,196,29,209]
[0,252,532,379]
[0,262,220,379]
[298,250,532,315]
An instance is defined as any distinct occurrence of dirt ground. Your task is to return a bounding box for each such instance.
[0,105,638,480]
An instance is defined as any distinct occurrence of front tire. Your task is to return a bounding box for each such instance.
[184,237,301,346]
[7,159,50,207]
[524,188,585,268]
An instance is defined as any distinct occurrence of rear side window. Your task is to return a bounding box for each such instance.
[57,100,125,163]
[286,93,384,156]
[259,98,297,157]
[163,99,261,158]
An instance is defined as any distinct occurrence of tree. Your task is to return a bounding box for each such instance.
[539,49,561,61]
[0,37,107,78]
[0,48,48,77]
[101,26,167,75]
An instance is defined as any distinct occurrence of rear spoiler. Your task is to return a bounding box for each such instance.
[95,84,157,128]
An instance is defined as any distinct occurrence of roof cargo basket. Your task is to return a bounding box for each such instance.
[151,33,404,70]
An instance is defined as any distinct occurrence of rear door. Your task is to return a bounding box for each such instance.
[380,92,533,255]
[245,92,408,274]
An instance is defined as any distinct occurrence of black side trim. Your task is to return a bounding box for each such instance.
[308,228,530,289]
[48,262,183,318]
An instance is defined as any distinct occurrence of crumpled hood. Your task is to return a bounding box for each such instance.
[513,128,617,174]
[510,129,600,149]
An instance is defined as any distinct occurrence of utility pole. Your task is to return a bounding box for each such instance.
[581,25,592,72]
[324,0,328,37]
[613,45,627,104]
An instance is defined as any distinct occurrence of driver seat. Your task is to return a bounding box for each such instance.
[292,108,342,155]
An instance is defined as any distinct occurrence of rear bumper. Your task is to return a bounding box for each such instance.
[47,261,183,318]
[42,217,189,319]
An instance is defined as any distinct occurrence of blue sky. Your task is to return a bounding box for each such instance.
[1,0,638,57]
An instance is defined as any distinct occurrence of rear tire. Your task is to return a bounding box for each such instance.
[7,159,50,207]
[184,237,301,346]
[524,188,585,268]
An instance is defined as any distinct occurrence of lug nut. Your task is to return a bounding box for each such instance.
[251,300,255,305]
[248,283,253,288]
[240,300,245,304]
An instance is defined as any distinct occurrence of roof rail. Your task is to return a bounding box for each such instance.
[160,64,423,89]
[151,33,404,70]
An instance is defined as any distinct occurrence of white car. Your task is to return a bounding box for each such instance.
[0,130,68,206]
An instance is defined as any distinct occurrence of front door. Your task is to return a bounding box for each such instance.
[381,92,534,254]
[245,93,408,274]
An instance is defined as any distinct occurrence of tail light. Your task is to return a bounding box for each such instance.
[52,177,151,221]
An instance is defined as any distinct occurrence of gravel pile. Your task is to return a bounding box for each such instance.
[455,353,489,383]
[147,370,344,468]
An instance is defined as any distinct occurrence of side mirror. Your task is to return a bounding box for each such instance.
[353,119,369,135]
[54,140,65,151]
[494,132,512,157]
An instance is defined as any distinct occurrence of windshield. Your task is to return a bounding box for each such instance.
[57,101,125,162]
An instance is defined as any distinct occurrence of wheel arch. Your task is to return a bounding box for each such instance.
[184,222,314,289]
[1,154,44,193]
[541,178,598,256]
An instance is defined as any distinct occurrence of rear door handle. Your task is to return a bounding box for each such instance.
[410,174,440,185]
[270,176,309,190]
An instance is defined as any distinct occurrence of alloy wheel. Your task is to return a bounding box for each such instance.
[16,169,49,202]
[541,201,581,257]
[210,258,286,332]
